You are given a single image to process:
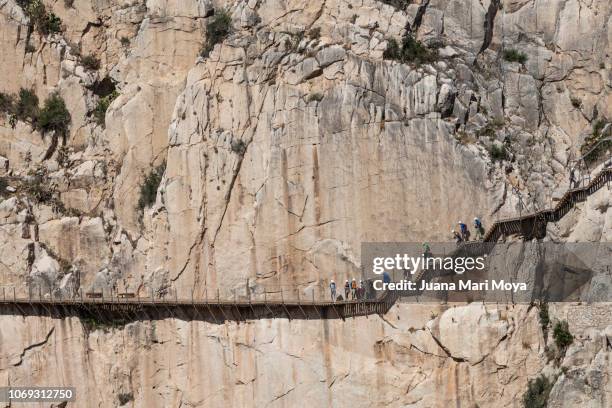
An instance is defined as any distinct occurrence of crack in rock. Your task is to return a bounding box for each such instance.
[12,327,55,367]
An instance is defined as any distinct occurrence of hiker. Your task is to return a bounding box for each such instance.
[358,280,365,299]
[330,280,336,301]
[569,168,577,188]
[423,242,432,258]
[452,229,463,245]
[344,280,350,299]
[351,278,358,299]
[474,217,485,240]
[458,221,470,241]
[422,242,432,272]
[382,271,391,284]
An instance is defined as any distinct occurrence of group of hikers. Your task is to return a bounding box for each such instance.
[329,279,365,302]
[327,218,485,301]
[452,218,485,244]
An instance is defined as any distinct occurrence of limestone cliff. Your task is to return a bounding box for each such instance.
[0,0,611,406]
[1,304,610,407]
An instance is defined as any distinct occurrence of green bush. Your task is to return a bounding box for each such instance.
[23,172,54,203]
[120,36,130,47]
[538,302,549,335]
[38,92,71,136]
[0,177,7,195]
[503,49,528,64]
[488,144,508,161]
[200,9,232,57]
[15,88,39,123]
[477,122,503,139]
[383,33,436,65]
[20,0,62,35]
[522,375,553,408]
[41,12,62,34]
[80,316,127,333]
[553,320,573,351]
[81,54,101,71]
[137,162,166,212]
[92,91,119,127]
[0,92,14,114]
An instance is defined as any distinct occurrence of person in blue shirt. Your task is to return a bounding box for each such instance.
[383,271,391,284]
[474,217,485,240]
[329,280,336,301]
[458,221,470,241]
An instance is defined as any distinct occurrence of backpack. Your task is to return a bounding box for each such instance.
[475,219,482,229]
[351,281,357,289]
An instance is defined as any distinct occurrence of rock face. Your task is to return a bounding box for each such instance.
[0,0,611,406]
[0,304,610,407]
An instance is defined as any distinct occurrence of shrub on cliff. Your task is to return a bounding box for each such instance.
[538,302,550,339]
[0,92,14,114]
[200,9,232,57]
[503,49,528,64]
[23,171,54,203]
[383,33,436,65]
[137,162,166,212]
[488,144,508,161]
[81,54,101,71]
[522,375,553,408]
[92,91,119,127]
[38,92,71,136]
[19,0,62,35]
[15,88,40,123]
[553,320,573,351]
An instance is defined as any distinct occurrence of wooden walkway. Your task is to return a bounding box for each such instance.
[411,165,611,285]
[0,291,399,323]
[482,167,611,243]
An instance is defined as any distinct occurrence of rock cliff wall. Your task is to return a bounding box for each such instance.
[0,1,610,406]
[1,303,610,407]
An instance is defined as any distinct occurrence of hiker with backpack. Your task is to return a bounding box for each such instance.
[344,280,350,300]
[474,217,485,240]
[351,278,358,299]
[458,221,470,241]
[330,280,336,301]
[452,229,463,245]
